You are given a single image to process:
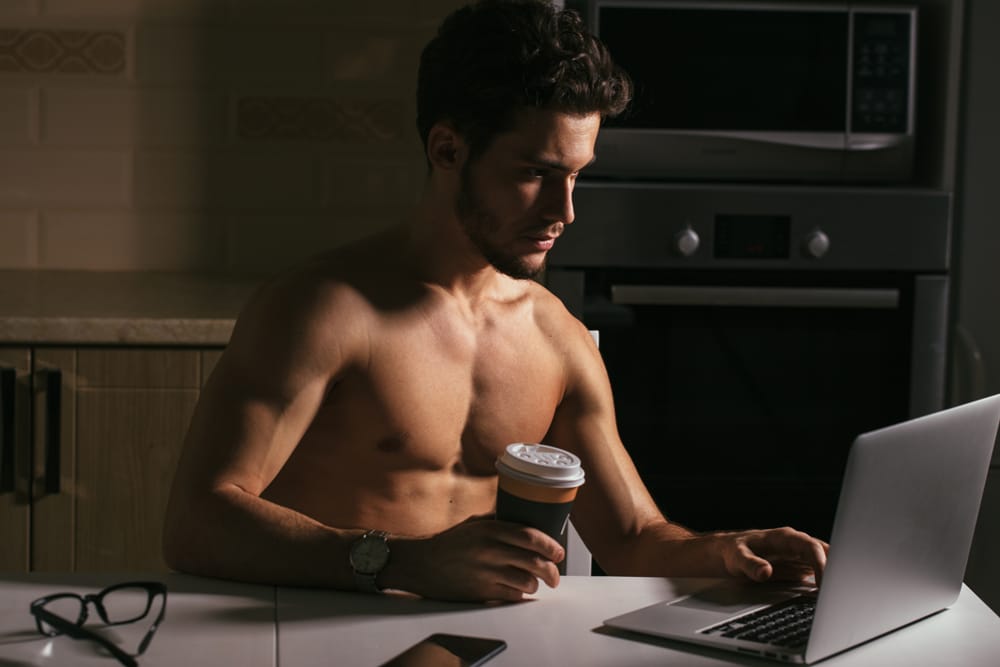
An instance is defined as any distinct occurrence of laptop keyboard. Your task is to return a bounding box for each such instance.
[701,596,816,648]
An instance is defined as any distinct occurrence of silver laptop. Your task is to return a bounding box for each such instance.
[604,394,1000,664]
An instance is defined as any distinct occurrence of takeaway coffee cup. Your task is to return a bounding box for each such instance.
[495,443,585,540]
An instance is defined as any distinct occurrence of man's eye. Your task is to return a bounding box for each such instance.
[525,168,547,179]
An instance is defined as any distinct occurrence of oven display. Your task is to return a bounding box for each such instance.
[714,215,791,259]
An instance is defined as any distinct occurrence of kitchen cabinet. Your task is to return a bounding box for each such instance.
[0,346,222,573]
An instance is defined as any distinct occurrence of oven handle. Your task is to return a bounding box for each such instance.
[610,285,900,309]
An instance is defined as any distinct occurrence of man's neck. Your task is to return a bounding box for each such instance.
[401,195,515,304]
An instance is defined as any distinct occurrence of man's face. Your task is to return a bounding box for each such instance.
[455,108,601,280]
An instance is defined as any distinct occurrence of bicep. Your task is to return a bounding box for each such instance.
[177,352,329,496]
[171,284,361,499]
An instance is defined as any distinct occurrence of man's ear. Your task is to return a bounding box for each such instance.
[426,123,466,172]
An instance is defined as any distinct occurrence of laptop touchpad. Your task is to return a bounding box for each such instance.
[672,583,800,614]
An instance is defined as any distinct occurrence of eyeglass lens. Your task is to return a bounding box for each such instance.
[97,585,155,624]
[36,595,85,634]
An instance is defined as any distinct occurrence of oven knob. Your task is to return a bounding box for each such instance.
[674,227,701,257]
[803,229,831,259]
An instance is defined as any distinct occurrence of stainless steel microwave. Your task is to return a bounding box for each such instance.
[570,1,917,184]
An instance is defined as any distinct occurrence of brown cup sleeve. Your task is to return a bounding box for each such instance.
[497,474,580,503]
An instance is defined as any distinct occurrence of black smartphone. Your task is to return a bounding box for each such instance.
[379,633,507,667]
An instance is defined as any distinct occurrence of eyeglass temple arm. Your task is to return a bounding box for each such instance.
[31,606,139,667]
[136,594,167,656]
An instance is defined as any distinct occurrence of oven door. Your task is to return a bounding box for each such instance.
[550,268,948,542]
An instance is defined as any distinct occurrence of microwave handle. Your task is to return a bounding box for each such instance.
[846,135,910,152]
[610,285,900,309]
[707,131,908,152]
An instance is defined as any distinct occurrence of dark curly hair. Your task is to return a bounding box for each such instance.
[416,0,632,163]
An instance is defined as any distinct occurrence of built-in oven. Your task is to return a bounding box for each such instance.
[546,183,950,543]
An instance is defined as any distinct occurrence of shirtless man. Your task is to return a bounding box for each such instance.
[163,0,828,602]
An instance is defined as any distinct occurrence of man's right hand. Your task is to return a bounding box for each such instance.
[384,516,565,602]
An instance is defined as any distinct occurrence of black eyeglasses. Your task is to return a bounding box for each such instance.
[29,581,167,667]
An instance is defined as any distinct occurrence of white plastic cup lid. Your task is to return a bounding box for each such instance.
[495,443,585,488]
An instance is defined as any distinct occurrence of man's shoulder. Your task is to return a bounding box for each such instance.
[518,278,595,357]
[525,277,582,324]
[257,231,409,314]
[231,233,409,350]
[251,260,369,324]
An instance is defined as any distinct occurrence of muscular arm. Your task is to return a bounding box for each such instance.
[545,318,827,582]
[162,276,368,588]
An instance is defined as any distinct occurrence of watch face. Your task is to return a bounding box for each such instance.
[351,533,389,574]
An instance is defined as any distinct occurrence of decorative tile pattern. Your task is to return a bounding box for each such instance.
[0,29,126,74]
[237,97,405,142]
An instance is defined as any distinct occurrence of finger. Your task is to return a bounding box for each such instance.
[492,582,531,602]
[751,528,828,584]
[448,579,526,603]
[770,562,818,582]
[523,552,561,589]
[808,540,828,585]
[479,556,559,600]
[733,541,774,582]
[757,528,827,566]
[774,529,828,583]
[479,564,543,599]
[486,543,561,589]
[504,565,543,594]
[492,523,565,564]
[431,562,538,603]
[794,534,828,576]
[463,526,562,589]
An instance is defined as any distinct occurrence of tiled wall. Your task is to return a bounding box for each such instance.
[0,0,466,273]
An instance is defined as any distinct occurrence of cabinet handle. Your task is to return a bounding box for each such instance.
[1,367,14,493]
[610,285,900,309]
[44,370,61,494]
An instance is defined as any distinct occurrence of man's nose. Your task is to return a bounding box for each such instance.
[543,179,575,225]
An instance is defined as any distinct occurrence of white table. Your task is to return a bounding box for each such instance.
[276,577,1000,666]
[3,574,999,665]
[0,573,275,666]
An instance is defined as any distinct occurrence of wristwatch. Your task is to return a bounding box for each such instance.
[349,529,390,593]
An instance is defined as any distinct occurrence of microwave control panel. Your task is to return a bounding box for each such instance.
[851,11,913,133]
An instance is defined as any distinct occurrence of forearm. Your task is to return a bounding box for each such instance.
[162,484,365,589]
[599,519,733,578]
[601,519,827,584]
[162,485,565,601]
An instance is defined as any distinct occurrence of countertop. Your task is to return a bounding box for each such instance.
[0,270,266,345]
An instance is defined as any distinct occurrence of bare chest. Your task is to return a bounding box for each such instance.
[307,316,566,476]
